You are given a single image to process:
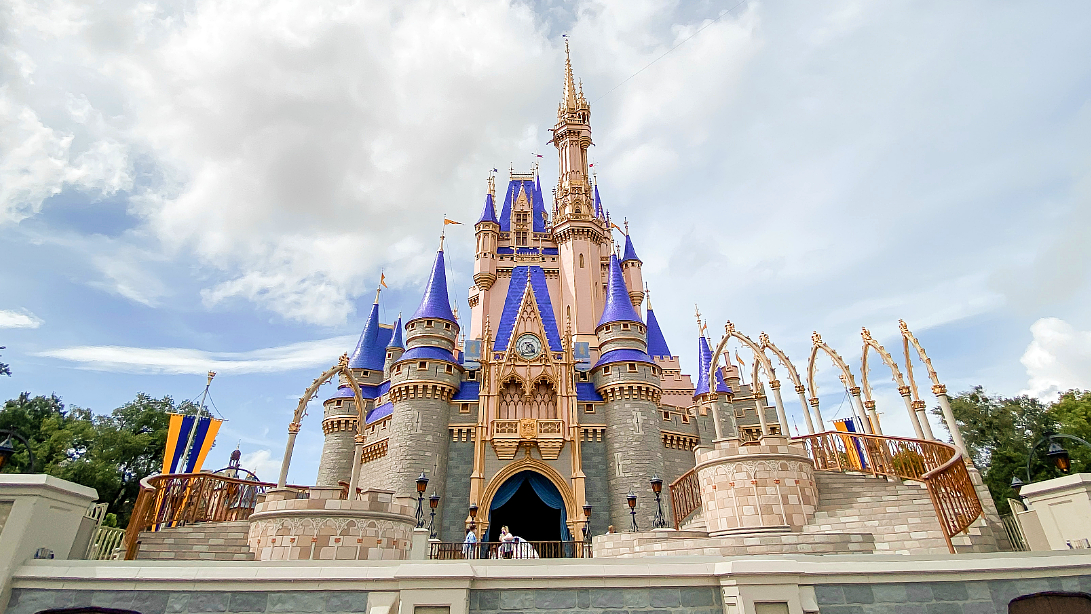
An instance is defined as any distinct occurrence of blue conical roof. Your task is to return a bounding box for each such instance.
[533,175,547,232]
[693,335,730,398]
[477,193,498,225]
[410,250,457,325]
[387,315,403,349]
[349,300,386,370]
[646,308,671,358]
[622,234,641,263]
[593,185,605,219]
[597,254,642,328]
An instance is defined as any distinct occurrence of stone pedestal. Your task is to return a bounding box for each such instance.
[696,436,817,537]
[247,488,415,561]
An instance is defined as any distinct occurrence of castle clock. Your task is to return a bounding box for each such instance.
[515,334,543,360]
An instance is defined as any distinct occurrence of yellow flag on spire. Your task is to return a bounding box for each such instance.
[380,272,388,288]
[443,218,462,225]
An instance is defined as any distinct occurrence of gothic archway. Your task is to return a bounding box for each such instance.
[477,457,578,541]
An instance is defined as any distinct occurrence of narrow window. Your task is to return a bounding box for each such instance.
[579,254,584,268]
[394,365,401,374]
[585,404,595,414]
[361,370,369,377]
[445,364,453,374]
[386,351,392,359]
[663,411,671,421]
[426,319,434,327]
[621,323,630,331]
[468,370,478,381]
[460,403,471,414]
[602,366,610,375]
[627,363,637,372]
[418,361,428,370]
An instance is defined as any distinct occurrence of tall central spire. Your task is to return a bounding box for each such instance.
[552,39,594,224]
[563,39,578,111]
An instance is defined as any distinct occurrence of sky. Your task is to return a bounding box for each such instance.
[2,0,1090,485]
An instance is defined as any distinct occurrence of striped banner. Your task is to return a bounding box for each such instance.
[162,414,223,475]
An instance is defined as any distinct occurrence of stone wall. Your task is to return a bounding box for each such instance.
[814,576,1091,614]
[469,587,721,614]
[441,439,474,541]
[6,590,370,614]
[581,439,611,536]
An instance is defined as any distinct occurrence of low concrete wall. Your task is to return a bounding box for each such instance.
[6,550,1091,614]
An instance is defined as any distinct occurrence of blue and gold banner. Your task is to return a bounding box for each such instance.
[162,414,222,475]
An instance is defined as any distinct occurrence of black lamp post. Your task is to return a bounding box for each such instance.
[428,491,440,539]
[626,488,638,532]
[0,430,35,473]
[415,472,429,528]
[582,504,593,542]
[650,475,666,529]
[1010,476,1024,496]
[1024,434,1091,485]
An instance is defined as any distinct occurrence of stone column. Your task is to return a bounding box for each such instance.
[769,380,791,436]
[602,392,668,532]
[900,385,925,440]
[934,385,968,453]
[796,385,816,434]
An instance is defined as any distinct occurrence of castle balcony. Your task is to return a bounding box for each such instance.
[490,418,565,460]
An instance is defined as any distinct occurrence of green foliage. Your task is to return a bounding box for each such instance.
[890,449,925,477]
[0,392,200,525]
[937,386,1091,515]
[0,345,10,377]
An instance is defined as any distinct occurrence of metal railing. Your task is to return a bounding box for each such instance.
[666,432,984,553]
[797,430,982,553]
[123,472,292,560]
[85,526,126,560]
[429,540,592,559]
[669,469,701,530]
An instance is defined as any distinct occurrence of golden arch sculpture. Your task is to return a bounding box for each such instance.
[709,322,788,438]
[476,455,581,539]
[806,332,873,434]
[760,332,817,434]
[898,320,967,452]
[859,327,921,438]
[277,353,367,492]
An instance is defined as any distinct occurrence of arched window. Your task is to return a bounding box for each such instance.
[579,253,584,268]
[1009,593,1091,614]
[566,306,571,320]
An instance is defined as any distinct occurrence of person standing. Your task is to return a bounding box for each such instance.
[499,525,515,559]
[462,525,478,559]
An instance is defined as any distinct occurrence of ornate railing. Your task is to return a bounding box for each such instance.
[123,472,295,560]
[669,468,701,530]
[429,540,592,559]
[796,431,982,553]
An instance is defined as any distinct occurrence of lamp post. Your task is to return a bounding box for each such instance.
[626,488,638,533]
[582,504,593,558]
[650,475,666,529]
[0,430,35,473]
[415,472,429,528]
[1024,434,1091,484]
[428,491,440,539]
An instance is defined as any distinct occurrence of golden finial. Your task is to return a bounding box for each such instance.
[759,331,770,346]
[645,283,651,310]
[338,353,350,368]
[861,326,873,340]
[811,331,823,344]
[725,321,736,334]
[562,37,577,108]
[623,217,629,235]
[487,172,495,199]
[694,305,703,336]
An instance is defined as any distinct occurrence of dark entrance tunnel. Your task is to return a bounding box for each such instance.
[487,478,562,543]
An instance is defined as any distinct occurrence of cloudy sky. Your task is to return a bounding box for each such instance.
[2,0,1089,483]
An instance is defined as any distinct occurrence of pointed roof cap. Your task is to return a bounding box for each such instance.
[593,184,605,219]
[349,297,386,370]
[622,233,641,263]
[563,39,577,109]
[409,249,457,325]
[693,335,731,397]
[646,305,671,359]
[597,254,642,328]
[387,315,403,349]
[477,192,498,225]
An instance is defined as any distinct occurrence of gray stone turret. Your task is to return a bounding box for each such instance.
[385,248,461,511]
[592,254,668,530]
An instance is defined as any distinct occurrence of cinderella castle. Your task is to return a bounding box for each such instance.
[311,46,779,545]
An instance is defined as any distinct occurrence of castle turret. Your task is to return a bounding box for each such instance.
[383,314,404,378]
[591,254,668,529]
[620,231,644,308]
[694,328,737,441]
[473,178,500,291]
[386,247,461,507]
[318,287,392,487]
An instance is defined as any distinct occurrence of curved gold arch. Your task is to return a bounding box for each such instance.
[707,322,786,437]
[476,456,580,538]
[898,320,967,451]
[759,332,817,434]
[807,332,872,434]
[859,328,915,437]
[277,353,367,489]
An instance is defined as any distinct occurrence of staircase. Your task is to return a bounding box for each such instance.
[135,520,255,561]
[804,472,949,554]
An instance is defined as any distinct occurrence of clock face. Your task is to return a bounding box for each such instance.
[515,334,543,360]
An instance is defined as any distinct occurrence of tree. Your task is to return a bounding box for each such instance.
[0,392,199,525]
[940,386,1091,515]
[0,346,10,377]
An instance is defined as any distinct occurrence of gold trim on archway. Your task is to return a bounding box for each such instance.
[476,455,579,537]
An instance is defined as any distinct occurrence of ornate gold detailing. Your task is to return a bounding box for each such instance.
[490,418,565,460]
[769,379,781,390]
[597,382,662,404]
[863,400,876,409]
[390,382,456,402]
[932,384,947,395]
[321,415,359,435]
[288,422,301,434]
[360,439,388,464]
[898,385,911,396]
[912,400,927,410]
[449,426,475,442]
[580,427,605,441]
[662,431,698,451]
[795,384,806,394]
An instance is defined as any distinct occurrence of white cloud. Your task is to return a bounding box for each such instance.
[0,309,42,329]
[238,449,281,482]
[36,335,356,374]
[1019,318,1091,401]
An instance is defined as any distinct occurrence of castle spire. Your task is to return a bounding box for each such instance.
[349,279,386,370]
[410,248,457,326]
[597,254,642,329]
[563,38,577,110]
[387,313,403,349]
[645,287,672,359]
